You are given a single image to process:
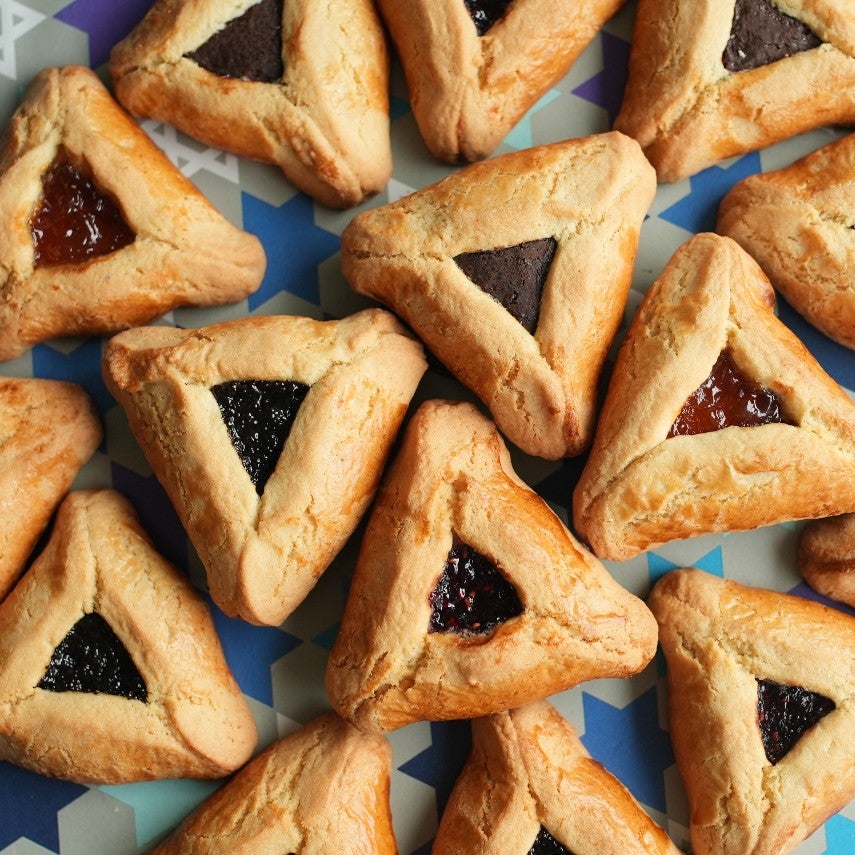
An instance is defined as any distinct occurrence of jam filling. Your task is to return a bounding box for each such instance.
[428,537,523,635]
[186,0,284,82]
[463,0,514,36]
[668,350,790,437]
[756,678,835,765]
[529,827,575,855]
[454,237,557,334]
[212,379,309,495]
[723,0,822,72]
[37,612,147,702]
[30,157,135,268]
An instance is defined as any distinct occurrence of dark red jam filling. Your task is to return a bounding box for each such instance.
[428,538,523,635]
[185,0,284,82]
[723,0,821,72]
[454,237,557,334]
[37,612,147,702]
[756,678,835,765]
[529,827,575,855]
[464,0,514,36]
[212,379,309,495]
[30,158,134,268]
[668,350,790,437]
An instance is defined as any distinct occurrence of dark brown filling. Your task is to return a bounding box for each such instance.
[463,0,514,36]
[212,379,310,495]
[185,0,284,82]
[529,827,575,855]
[756,678,835,765]
[37,612,147,702]
[30,156,134,268]
[668,350,790,437]
[723,0,822,72]
[429,538,523,635]
[454,237,557,334]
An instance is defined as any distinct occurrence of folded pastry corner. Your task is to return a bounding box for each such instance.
[326,399,658,733]
[648,567,855,855]
[798,513,855,608]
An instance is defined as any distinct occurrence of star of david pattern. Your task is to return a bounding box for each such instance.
[1,1,853,853]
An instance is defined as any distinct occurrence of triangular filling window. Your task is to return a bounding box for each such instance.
[528,826,575,855]
[463,0,514,36]
[185,0,284,82]
[723,0,822,72]
[37,612,148,702]
[212,378,310,495]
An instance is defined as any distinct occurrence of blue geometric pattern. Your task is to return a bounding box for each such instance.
[572,30,631,124]
[824,813,855,854]
[647,546,723,588]
[32,339,114,416]
[56,0,154,67]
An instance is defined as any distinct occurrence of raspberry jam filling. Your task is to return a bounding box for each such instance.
[668,349,790,437]
[529,827,574,855]
[756,677,835,765]
[37,612,147,702]
[31,157,134,267]
[429,538,523,635]
[463,0,514,36]
[212,379,310,495]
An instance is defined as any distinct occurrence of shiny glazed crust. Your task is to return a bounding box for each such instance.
[0,377,102,602]
[798,513,855,608]
[573,233,855,560]
[718,131,855,350]
[341,134,656,460]
[615,0,855,181]
[151,712,397,855]
[110,0,391,208]
[434,700,682,855]
[376,0,625,163]
[103,310,427,626]
[326,400,658,733]
[0,66,265,360]
[648,568,855,855]
[0,489,257,784]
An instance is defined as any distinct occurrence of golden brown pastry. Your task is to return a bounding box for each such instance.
[375,0,626,163]
[110,0,391,208]
[150,711,397,854]
[341,134,656,460]
[0,376,101,602]
[615,0,855,182]
[0,65,265,360]
[103,310,427,626]
[326,400,658,734]
[798,513,855,608]
[649,567,855,855]
[573,232,855,561]
[434,699,683,855]
[718,131,855,349]
[0,489,257,784]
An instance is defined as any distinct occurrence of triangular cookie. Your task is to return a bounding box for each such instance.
[110,0,391,208]
[718,130,855,350]
[341,134,656,459]
[375,0,625,163]
[0,377,101,602]
[150,712,396,854]
[614,0,855,181]
[573,232,855,560]
[434,700,681,855]
[0,65,265,361]
[798,513,855,608]
[103,310,427,626]
[648,568,855,855]
[325,400,658,733]
[0,489,257,784]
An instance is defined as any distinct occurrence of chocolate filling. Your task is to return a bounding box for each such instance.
[37,612,147,702]
[529,827,575,855]
[756,678,835,765]
[463,0,514,36]
[212,379,310,495]
[454,237,557,333]
[185,0,284,82]
[723,0,822,72]
[429,537,523,635]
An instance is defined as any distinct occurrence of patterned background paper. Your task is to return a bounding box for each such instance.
[0,1,854,853]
